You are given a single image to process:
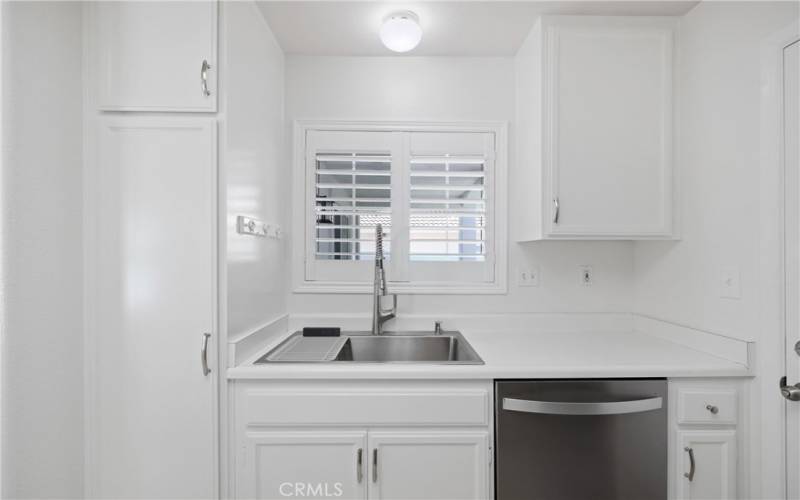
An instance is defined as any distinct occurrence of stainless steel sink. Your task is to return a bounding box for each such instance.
[255,330,484,365]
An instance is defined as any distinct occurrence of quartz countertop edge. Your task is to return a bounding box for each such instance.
[226,329,752,380]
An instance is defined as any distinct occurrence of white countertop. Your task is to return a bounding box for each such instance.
[227,329,752,380]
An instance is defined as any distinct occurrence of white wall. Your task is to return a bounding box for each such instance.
[633,1,800,341]
[286,56,634,317]
[1,2,84,498]
[223,2,287,338]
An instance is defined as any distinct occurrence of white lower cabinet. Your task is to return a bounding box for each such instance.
[368,432,489,500]
[239,431,368,500]
[669,380,746,500]
[677,431,737,500]
[233,380,493,500]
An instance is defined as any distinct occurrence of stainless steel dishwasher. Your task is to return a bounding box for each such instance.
[495,379,667,500]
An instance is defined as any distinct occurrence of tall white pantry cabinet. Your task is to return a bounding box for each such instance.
[85,2,220,498]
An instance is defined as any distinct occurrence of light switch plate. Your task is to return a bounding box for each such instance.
[719,266,741,299]
[518,267,540,287]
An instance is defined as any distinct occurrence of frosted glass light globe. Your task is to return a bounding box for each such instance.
[380,11,422,53]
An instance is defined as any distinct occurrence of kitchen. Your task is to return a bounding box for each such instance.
[1,1,799,499]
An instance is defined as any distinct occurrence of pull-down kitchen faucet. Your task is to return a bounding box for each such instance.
[371,224,397,335]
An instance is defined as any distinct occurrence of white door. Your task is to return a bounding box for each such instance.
[367,431,489,500]
[91,1,217,111]
[545,20,673,237]
[91,117,217,498]
[238,431,367,500]
[677,431,737,500]
[783,38,800,500]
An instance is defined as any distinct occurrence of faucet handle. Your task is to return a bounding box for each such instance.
[434,321,443,335]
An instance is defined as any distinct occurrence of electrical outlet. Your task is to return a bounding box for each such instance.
[719,266,741,299]
[518,267,540,287]
[579,265,593,286]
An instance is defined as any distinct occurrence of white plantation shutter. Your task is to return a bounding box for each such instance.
[406,131,495,284]
[409,155,487,262]
[304,128,499,289]
[314,152,392,261]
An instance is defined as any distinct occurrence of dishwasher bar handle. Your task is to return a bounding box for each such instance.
[502,396,663,416]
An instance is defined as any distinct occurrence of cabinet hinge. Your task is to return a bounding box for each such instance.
[488,445,493,466]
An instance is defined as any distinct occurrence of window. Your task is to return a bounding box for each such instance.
[296,124,507,293]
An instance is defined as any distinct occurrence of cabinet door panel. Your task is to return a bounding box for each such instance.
[92,1,217,111]
[238,432,367,500]
[546,22,673,237]
[368,432,489,500]
[677,431,736,500]
[92,117,217,498]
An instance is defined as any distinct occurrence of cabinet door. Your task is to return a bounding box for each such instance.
[368,431,489,500]
[677,431,737,500]
[545,19,673,237]
[91,1,217,111]
[92,117,217,498]
[238,431,368,500]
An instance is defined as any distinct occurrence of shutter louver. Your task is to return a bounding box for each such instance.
[409,155,487,262]
[315,152,391,260]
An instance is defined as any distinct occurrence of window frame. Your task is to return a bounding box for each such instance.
[292,120,508,295]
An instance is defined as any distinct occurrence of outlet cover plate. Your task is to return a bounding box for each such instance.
[719,266,741,299]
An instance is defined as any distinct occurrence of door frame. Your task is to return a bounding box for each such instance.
[759,21,800,500]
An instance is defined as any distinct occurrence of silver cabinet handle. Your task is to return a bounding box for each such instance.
[200,60,212,97]
[200,333,211,376]
[357,448,363,483]
[372,449,378,483]
[684,447,695,481]
[502,396,662,416]
[706,404,719,414]
[553,197,560,224]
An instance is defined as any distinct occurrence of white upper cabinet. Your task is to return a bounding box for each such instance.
[91,1,218,112]
[516,16,676,240]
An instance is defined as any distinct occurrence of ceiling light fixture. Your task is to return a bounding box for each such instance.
[380,11,422,53]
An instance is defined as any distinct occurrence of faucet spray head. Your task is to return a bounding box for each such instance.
[375,223,384,261]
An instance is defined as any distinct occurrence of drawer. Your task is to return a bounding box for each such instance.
[677,387,738,425]
[241,388,489,427]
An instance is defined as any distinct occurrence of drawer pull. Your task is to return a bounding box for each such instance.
[684,447,695,482]
[201,59,212,97]
[553,197,560,224]
[356,448,363,483]
[200,332,211,376]
[372,449,378,483]
[706,404,719,414]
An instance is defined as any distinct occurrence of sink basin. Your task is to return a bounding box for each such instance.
[335,334,482,363]
[255,331,484,365]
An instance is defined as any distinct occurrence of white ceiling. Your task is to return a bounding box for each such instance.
[256,1,699,56]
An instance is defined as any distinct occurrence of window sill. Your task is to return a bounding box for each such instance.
[293,280,508,295]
